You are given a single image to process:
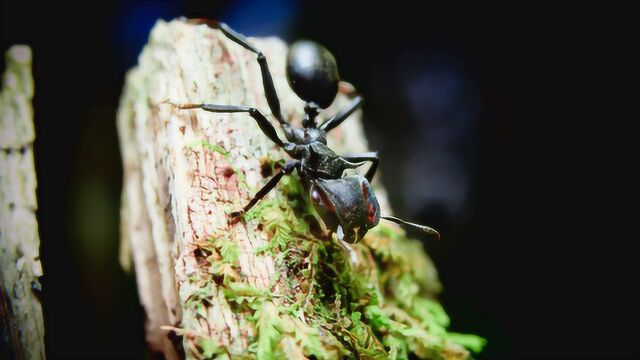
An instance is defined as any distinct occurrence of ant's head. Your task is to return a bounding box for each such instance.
[309,177,381,244]
[287,40,339,109]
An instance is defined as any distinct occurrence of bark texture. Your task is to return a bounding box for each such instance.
[118,19,483,359]
[0,45,45,360]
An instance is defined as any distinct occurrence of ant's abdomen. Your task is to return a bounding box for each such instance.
[286,41,339,109]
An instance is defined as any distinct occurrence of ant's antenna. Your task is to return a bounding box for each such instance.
[381,216,440,240]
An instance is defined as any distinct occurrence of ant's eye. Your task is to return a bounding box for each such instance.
[367,203,376,224]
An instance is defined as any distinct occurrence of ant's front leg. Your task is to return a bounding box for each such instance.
[174,103,288,148]
[230,160,299,219]
[184,18,287,126]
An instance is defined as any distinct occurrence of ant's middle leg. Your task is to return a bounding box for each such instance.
[184,18,286,126]
[175,103,287,148]
[318,95,363,132]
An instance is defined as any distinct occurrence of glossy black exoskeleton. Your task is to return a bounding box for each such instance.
[174,19,439,262]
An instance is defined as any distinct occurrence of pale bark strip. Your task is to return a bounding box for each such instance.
[118,19,387,358]
[0,45,45,360]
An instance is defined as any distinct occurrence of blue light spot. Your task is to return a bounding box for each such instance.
[112,2,178,69]
[220,0,298,39]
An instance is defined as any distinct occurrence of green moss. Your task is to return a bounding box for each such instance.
[186,140,248,186]
[185,151,484,359]
[187,139,229,156]
[198,337,229,359]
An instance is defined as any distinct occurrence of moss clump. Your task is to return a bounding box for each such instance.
[186,155,485,359]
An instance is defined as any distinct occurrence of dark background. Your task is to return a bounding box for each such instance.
[1,1,637,358]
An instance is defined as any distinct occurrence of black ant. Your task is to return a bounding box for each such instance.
[173,19,439,262]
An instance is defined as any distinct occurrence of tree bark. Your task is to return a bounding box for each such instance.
[0,45,45,360]
[118,19,483,359]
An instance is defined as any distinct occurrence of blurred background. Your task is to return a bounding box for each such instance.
[1,1,637,358]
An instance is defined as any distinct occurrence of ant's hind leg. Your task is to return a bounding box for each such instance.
[184,18,287,126]
[230,160,299,218]
[318,95,363,132]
